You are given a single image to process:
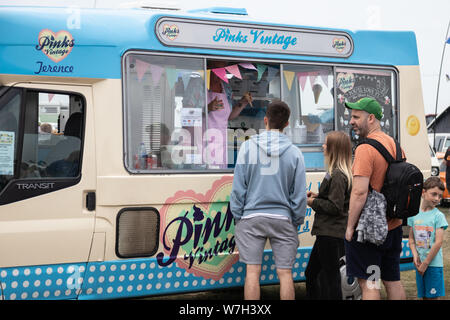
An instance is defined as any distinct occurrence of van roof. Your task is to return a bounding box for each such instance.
[0,6,419,79]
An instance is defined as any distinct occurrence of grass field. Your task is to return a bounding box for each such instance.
[144,205,450,300]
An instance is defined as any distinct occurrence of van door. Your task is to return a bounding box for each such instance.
[0,84,96,300]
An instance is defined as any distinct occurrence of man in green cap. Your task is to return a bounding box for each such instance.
[344,97,406,300]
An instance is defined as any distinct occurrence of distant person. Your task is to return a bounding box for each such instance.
[230,100,306,300]
[40,123,53,134]
[305,131,352,300]
[408,177,448,300]
[344,97,406,300]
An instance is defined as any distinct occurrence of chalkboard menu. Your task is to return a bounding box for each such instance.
[335,68,397,146]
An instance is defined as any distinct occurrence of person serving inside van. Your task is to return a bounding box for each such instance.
[183,60,253,168]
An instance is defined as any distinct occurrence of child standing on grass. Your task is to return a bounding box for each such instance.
[408,176,448,300]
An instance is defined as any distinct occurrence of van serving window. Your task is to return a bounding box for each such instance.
[123,53,398,173]
[335,67,398,146]
[123,53,283,172]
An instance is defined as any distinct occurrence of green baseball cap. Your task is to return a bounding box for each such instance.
[345,97,383,120]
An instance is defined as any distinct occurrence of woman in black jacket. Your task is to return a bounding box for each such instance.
[305,131,352,300]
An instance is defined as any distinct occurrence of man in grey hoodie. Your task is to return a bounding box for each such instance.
[230,100,307,300]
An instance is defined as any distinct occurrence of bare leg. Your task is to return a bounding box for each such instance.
[382,280,406,300]
[244,264,261,300]
[277,268,295,300]
[358,278,381,300]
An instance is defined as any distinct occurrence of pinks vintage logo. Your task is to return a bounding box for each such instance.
[36,29,75,62]
[156,176,238,280]
[332,38,346,53]
[161,24,180,41]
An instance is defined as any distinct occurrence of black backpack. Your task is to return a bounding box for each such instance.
[359,138,423,219]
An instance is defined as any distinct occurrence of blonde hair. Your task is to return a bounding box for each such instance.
[324,131,353,190]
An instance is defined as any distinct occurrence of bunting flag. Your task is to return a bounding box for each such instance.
[135,58,151,82]
[298,73,308,91]
[165,67,178,89]
[446,37,450,44]
[319,70,329,88]
[239,62,257,70]
[297,71,329,91]
[48,93,55,103]
[283,70,295,91]
[181,72,192,91]
[308,71,318,89]
[206,69,211,90]
[267,66,279,82]
[149,64,164,85]
[225,64,242,80]
[212,67,229,83]
[256,64,268,82]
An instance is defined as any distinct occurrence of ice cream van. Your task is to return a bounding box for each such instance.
[0,5,430,300]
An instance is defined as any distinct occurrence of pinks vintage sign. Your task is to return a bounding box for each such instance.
[156,176,238,280]
[36,29,75,62]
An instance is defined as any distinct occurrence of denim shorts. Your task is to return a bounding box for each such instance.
[416,267,445,298]
[344,226,403,281]
[235,216,299,269]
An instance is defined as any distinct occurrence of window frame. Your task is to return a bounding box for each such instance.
[122,50,400,174]
[0,86,87,205]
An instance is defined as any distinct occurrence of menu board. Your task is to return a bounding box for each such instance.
[335,69,396,146]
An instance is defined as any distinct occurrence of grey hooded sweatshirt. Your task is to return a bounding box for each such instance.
[230,130,307,227]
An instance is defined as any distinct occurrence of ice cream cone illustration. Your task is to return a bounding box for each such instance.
[312,83,322,104]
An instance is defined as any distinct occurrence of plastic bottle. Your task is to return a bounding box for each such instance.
[293,119,301,144]
[139,142,148,169]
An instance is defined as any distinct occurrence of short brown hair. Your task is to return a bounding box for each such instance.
[423,176,445,191]
[266,100,290,130]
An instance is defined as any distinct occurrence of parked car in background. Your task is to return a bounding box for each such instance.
[430,145,440,176]
[429,133,450,159]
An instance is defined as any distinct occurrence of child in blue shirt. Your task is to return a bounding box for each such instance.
[408,176,448,300]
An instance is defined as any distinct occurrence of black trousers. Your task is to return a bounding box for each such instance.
[305,235,345,300]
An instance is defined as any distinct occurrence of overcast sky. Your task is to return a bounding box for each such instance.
[1,0,449,114]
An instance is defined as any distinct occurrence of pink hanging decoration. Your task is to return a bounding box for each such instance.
[149,64,164,85]
[135,59,151,82]
[225,64,242,79]
[212,67,229,83]
[319,70,329,88]
[238,62,257,70]
[298,72,308,91]
[48,93,55,103]
[308,71,319,89]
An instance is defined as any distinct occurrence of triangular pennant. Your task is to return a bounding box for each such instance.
[206,70,211,90]
[319,70,329,88]
[212,67,229,83]
[135,58,151,82]
[239,62,256,70]
[165,67,178,89]
[267,66,279,82]
[298,72,308,91]
[308,71,319,89]
[283,70,295,91]
[225,64,242,80]
[48,93,55,103]
[181,72,192,92]
[256,64,268,82]
[149,64,164,85]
